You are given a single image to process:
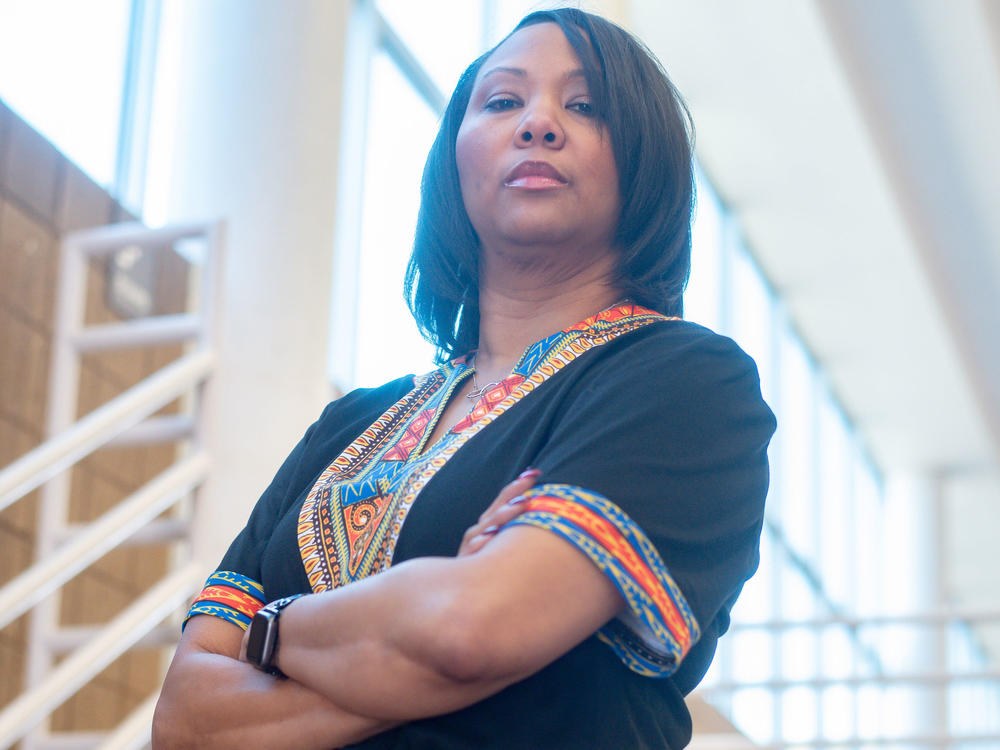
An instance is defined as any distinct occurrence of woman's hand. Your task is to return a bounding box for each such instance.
[457,468,540,556]
[153,616,397,750]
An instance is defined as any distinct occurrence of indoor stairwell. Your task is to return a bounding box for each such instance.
[0,220,222,750]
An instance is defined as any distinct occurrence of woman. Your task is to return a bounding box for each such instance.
[153,8,775,749]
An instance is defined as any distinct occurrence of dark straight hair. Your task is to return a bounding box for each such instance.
[404,8,695,363]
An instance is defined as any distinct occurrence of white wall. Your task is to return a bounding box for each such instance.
[163,0,350,565]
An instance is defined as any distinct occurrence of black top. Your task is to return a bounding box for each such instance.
[189,308,775,749]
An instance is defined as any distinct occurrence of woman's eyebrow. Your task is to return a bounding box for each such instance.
[480,66,526,80]
[480,66,587,83]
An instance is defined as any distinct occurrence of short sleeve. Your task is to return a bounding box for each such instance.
[502,324,775,678]
[183,378,415,630]
[183,404,333,630]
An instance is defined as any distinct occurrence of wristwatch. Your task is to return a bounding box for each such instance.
[245,594,304,677]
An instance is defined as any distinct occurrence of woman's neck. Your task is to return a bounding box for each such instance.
[473,249,623,379]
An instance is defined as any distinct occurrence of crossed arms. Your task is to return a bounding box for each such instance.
[152,478,624,749]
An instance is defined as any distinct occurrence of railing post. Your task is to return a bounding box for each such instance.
[882,473,947,748]
[23,233,87,750]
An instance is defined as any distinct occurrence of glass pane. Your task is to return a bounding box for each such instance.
[776,324,818,564]
[781,558,821,621]
[820,626,854,680]
[855,683,884,741]
[355,51,438,386]
[820,684,854,741]
[731,688,774,744]
[730,241,773,396]
[782,685,818,744]
[686,169,723,331]
[852,455,882,615]
[731,630,773,683]
[142,0,186,225]
[0,0,131,187]
[781,625,817,681]
[817,391,852,606]
[376,0,484,97]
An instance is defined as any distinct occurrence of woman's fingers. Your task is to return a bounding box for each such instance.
[479,468,539,519]
[461,497,531,555]
[459,526,499,557]
[458,468,540,556]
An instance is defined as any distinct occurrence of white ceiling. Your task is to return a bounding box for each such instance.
[626,0,1000,658]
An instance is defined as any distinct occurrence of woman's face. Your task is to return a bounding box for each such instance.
[456,23,620,262]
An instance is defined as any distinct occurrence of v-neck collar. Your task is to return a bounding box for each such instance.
[297,303,676,592]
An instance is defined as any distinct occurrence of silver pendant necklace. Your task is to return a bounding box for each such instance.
[466,356,501,400]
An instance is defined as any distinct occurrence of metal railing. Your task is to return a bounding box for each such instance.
[0,220,223,750]
[693,610,1000,748]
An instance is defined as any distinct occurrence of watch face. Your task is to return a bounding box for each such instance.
[246,610,278,668]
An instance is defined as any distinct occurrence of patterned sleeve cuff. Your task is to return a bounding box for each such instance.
[183,571,267,631]
[502,483,701,677]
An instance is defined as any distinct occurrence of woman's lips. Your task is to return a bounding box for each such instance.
[504,160,568,189]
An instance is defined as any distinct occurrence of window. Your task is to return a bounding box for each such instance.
[0,0,158,210]
[692,174,1000,747]
[353,49,439,387]
[690,176,894,746]
[375,0,485,95]
[686,169,724,330]
[332,0,570,390]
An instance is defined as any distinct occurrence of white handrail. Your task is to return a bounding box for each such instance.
[56,518,190,547]
[687,733,758,750]
[0,350,215,513]
[107,414,195,447]
[0,564,202,749]
[0,452,210,630]
[70,314,202,352]
[700,670,1000,691]
[64,220,215,257]
[691,731,1000,749]
[48,623,177,655]
[728,608,1000,629]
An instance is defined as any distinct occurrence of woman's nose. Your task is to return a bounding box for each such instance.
[514,104,565,148]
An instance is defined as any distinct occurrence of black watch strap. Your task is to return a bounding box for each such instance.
[246,594,305,677]
[262,593,305,617]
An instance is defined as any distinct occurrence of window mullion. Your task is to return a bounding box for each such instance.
[114,0,159,212]
[376,9,447,115]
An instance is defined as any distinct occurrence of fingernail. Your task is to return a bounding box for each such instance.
[506,495,528,506]
[482,525,500,535]
[518,468,541,479]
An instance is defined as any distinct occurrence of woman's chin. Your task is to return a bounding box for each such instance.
[488,220,587,250]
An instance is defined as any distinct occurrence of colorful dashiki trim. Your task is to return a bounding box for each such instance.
[504,483,700,677]
[184,571,266,631]
[297,304,675,594]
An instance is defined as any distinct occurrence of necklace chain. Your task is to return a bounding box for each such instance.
[466,357,501,400]
[464,301,632,402]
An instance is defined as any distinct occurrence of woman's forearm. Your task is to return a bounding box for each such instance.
[274,526,623,721]
[153,645,396,749]
[274,556,517,722]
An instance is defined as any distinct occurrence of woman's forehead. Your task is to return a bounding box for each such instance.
[474,23,583,85]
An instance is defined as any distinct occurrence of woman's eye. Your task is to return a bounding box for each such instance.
[569,100,594,116]
[485,97,520,111]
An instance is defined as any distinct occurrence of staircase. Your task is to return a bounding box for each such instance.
[0,220,223,750]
